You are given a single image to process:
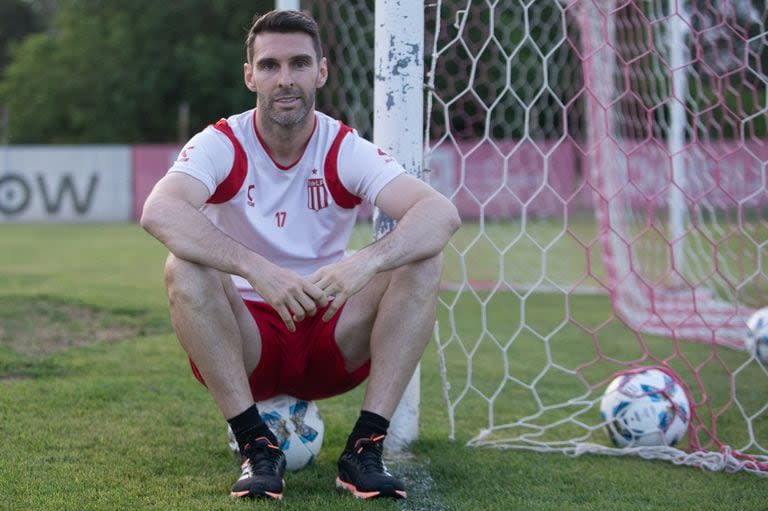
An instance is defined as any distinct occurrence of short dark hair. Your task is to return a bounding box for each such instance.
[246,10,323,63]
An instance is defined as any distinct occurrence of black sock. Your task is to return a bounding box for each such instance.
[227,404,277,450]
[345,410,390,452]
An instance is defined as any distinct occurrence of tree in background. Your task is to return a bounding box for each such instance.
[0,1,45,79]
[0,0,274,143]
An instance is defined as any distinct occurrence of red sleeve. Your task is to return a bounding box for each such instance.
[207,119,248,204]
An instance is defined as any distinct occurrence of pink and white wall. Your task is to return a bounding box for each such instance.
[0,141,764,222]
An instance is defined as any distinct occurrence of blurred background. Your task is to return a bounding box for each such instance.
[0,0,312,144]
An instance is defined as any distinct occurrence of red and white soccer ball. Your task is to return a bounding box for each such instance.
[745,307,768,363]
[599,368,691,448]
[228,395,324,471]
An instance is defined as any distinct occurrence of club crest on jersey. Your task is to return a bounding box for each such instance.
[177,145,194,163]
[307,177,329,211]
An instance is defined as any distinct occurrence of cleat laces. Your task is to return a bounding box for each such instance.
[242,439,283,475]
[355,438,387,473]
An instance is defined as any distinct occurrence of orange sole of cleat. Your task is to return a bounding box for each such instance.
[335,477,406,500]
[230,490,283,500]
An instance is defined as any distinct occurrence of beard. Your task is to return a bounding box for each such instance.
[264,89,315,127]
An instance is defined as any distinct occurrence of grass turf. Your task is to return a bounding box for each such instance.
[0,222,766,510]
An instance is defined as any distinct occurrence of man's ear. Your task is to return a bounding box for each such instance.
[244,62,258,92]
[316,57,328,88]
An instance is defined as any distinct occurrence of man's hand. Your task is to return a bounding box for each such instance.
[248,262,329,332]
[308,254,377,321]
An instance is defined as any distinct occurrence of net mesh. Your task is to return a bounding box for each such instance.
[310,0,768,474]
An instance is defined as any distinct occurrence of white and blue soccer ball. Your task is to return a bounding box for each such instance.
[745,307,768,363]
[599,368,690,448]
[227,395,324,471]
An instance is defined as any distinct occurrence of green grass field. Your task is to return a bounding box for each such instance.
[1,222,766,510]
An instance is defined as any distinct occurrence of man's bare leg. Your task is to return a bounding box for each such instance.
[164,254,262,419]
[336,252,443,419]
[165,254,286,499]
[333,253,442,499]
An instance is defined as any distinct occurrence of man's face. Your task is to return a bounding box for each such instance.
[244,32,327,127]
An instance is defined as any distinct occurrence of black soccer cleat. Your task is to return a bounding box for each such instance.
[230,437,286,500]
[336,434,407,499]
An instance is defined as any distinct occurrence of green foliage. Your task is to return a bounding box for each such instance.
[0,0,274,143]
[0,0,43,76]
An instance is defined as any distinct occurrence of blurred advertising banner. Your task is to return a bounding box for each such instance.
[1,141,763,223]
[0,146,132,222]
[427,140,768,219]
[427,140,586,219]
[132,145,180,220]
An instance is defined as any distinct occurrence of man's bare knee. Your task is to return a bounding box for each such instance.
[164,255,221,310]
[392,253,443,301]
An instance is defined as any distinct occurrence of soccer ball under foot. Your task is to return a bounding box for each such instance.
[227,395,324,471]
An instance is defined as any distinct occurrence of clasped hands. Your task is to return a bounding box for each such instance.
[249,256,375,332]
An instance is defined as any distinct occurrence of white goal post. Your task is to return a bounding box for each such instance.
[371,0,425,452]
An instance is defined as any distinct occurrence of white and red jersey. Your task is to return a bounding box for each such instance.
[168,109,405,301]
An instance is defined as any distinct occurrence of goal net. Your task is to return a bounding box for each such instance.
[310,0,768,474]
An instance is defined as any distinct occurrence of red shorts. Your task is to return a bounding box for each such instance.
[189,299,370,401]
